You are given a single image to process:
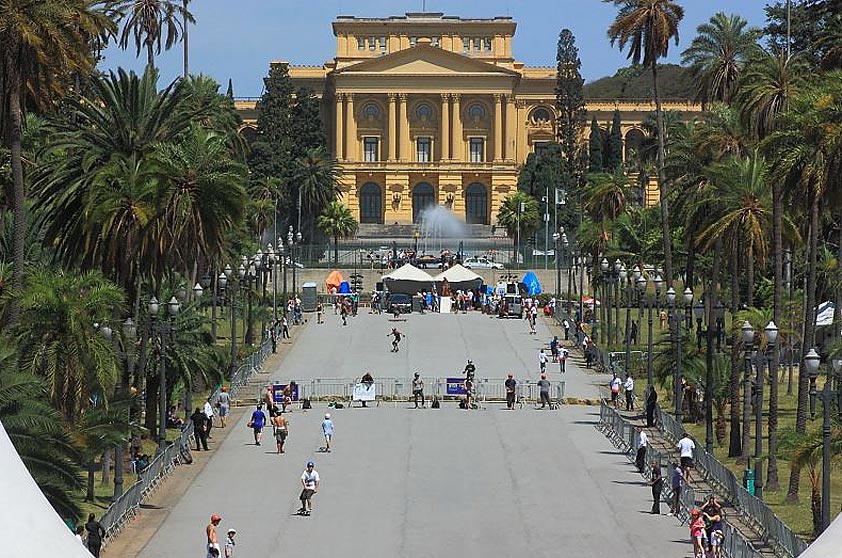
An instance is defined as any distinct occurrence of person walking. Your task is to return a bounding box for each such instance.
[609,372,621,408]
[702,495,725,558]
[360,371,374,407]
[316,302,324,324]
[248,404,267,446]
[677,432,696,483]
[84,513,105,557]
[505,373,517,410]
[635,426,648,473]
[272,412,289,454]
[321,413,334,452]
[412,372,425,408]
[650,460,663,514]
[645,386,658,427]
[690,509,707,558]
[537,374,552,409]
[388,328,404,352]
[282,316,290,338]
[559,347,568,374]
[190,407,209,451]
[668,462,682,516]
[206,514,222,558]
[538,349,548,374]
[624,373,635,411]
[217,387,231,428]
[298,461,320,516]
[563,318,570,341]
[550,336,559,363]
[223,529,236,558]
[630,320,638,345]
[203,397,215,439]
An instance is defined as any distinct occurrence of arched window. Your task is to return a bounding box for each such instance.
[465,183,488,225]
[240,126,257,144]
[624,128,646,164]
[468,103,486,120]
[531,107,552,124]
[415,103,433,121]
[362,103,381,120]
[412,182,436,223]
[359,183,383,224]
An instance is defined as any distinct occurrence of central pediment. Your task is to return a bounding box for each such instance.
[333,44,520,77]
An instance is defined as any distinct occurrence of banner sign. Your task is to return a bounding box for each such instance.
[272,383,299,403]
[446,378,467,396]
[353,383,376,401]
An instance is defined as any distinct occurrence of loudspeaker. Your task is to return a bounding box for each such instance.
[376,282,384,292]
[506,283,517,294]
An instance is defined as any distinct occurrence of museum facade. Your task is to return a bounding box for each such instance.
[235,12,701,229]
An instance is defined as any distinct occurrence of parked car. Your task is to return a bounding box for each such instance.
[463,256,504,270]
[386,293,412,314]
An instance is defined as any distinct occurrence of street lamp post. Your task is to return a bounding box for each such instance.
[805,348,838,533]
[601,258,611,346]
[552,231,561,297]
[150,295,180,452]
[667,287,683,421]
[288,226,303,299]
[694,301,705,351]
[649,274,662,390]
[220,266,236,379]
[756,321,777,500]
[278,237,287,314]
[741,321,755,467]
[110,317,136,499]
[715,301,726,352]
[620,264,634,378]
[242,260,257,346]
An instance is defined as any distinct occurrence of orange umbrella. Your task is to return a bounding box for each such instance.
[325,270,345,292]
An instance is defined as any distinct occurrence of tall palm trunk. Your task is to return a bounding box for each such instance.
[787,193,820,502]
[651,62,673,285]
[746,246,755,307]
[729,241,743,457]
[182,0,189,77]
[768,179,783,490]
[146,41,155,68]
[685,239,695,294]
[7,59,25,323]
[704,237,723,453]
[334,233,339,266]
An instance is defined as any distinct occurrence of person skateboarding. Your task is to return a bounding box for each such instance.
[298,461,320,516]
[388,328,404,352]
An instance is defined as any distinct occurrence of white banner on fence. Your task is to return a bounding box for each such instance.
[353,383,376,401]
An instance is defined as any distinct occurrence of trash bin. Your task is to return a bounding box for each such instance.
[743,468,755,496]
[301,282,317,312]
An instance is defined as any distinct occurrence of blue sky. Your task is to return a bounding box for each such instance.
[99,1,770,98]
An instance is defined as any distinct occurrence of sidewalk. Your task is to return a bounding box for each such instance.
[541,315,605,402]
[102,320,309,558]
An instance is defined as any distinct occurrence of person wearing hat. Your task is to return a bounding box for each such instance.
[205,514,222,558]
[504,373,517,410]
[223,529,236,558]
[298,461,320,516]
[537,374,551,409]
[689,509,707,558]
[321,413,334,452]
[412,372,425,408]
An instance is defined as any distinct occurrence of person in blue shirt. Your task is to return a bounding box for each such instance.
[321,413,334,452]
[669,462,683,516]
[248,404,267,446]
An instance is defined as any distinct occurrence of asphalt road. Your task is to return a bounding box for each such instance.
[139,311,692,558]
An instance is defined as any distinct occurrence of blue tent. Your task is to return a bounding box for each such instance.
[338,281,351,294]
[521,271,541,295]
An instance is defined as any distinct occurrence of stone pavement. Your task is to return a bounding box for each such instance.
[115,310,697,558]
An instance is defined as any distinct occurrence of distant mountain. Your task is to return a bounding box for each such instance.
[584,64,696,101]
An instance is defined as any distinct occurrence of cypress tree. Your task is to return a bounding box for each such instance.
[554,29,587,186]
[604,109,623,171]
[588,117,603,173]
[248,62,296,182]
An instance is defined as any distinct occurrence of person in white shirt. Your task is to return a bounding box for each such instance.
[298,461,320,515]
[223,529,236,558]
[677,432,696,482]
[203,397,215,439]
[635,426,648,473]
[624,374,635,411]
[539,349,548,373]
[559,347,569,373]
[610,372,622,408]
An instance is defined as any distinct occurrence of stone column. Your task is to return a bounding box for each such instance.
[335,93,344,160]
[399,94,411,161]
[505,94,517,161]
[345,93,356,161]
[493,93,503,162]
[440,93,450,161]
[451,94,463,160]
[387,93,397,161]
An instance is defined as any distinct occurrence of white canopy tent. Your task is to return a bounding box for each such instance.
[796,512,842,557]
[382,263,433,294]
[433,264,483,292]
[0,419,93,557]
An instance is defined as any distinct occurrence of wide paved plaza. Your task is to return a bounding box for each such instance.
[140,311,693,558]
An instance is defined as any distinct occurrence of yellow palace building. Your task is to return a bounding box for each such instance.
[235,12,700,229]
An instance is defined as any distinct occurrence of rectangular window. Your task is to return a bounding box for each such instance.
[474,37,481,51]
[380,36,387,52]
[462,37,470,51]
[357,37,365,51]
[431,36,440,47]
[410,36,418,46]
[416,137,432,163]
[534,141,550,156]
[483,37,492,51]
[469,138,485,163]
[363,137,379,162]
[369,37,376,51]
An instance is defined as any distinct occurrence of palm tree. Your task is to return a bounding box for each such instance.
[497,192,541,265]
[0,0,115,319]
[117,0,192,68]
[777,428,825,536]
[681,12,761,106]
[606,0,684,287]
[0,347,83,520]
[766,73,842,502]
[291,147,341,240]
[12,269,124,423]
[740,48,807,491]
[317,201,359,266]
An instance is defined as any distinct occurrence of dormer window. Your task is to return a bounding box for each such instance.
[362,103,381,120]
[410,36,417,46]
[357,37,365,51]
[369,37,376,51]
[462,38,470,51]
[416,103,433,121]
[483,37,492,51]
[380,36,387,52]
[468,104,486,120]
